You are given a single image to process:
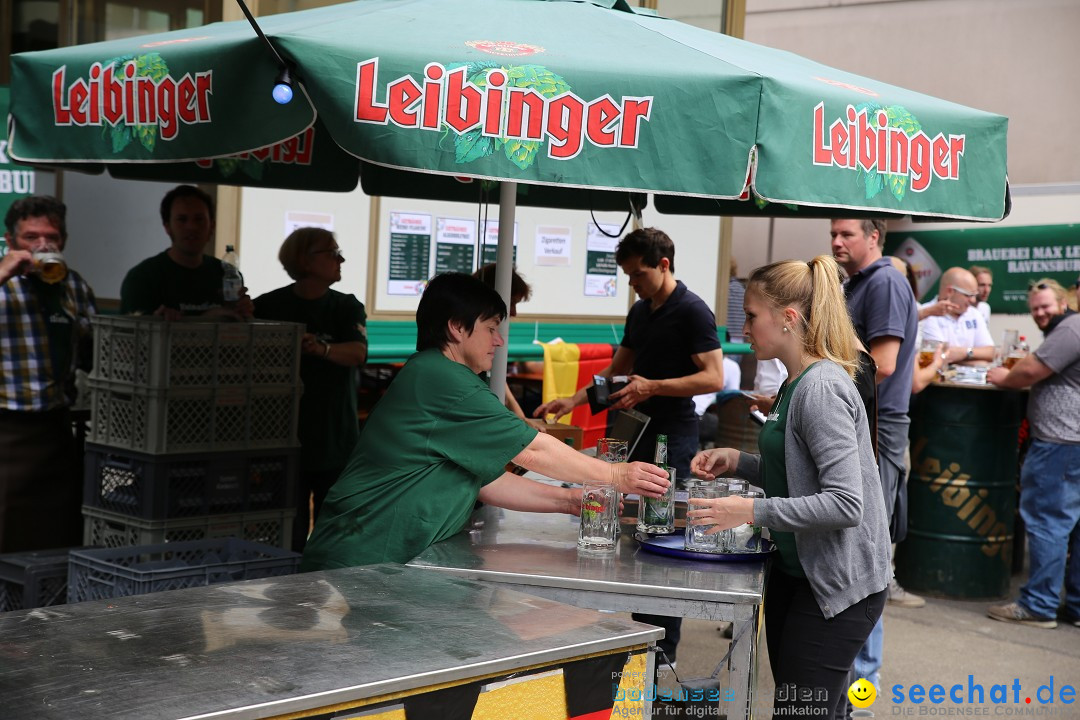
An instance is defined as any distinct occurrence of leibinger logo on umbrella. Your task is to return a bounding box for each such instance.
[354,58,653,169]
[812,102,965,199]
[51,53,211,149]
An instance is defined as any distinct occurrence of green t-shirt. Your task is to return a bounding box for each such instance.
[254,286,367,472]
[120,251,225,315]
[300,349,538,570]
[758,364,815,578]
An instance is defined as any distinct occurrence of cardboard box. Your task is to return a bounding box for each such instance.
[542,423,584,450]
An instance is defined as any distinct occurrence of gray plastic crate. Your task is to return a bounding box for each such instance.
[88,379,300,454]
[90,316,303,389]
[83,443,298,520]
[68,538,300,603]
[0,547,88,612]
[82,505,292,549]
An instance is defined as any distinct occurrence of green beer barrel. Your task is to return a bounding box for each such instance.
[896,383,1025,599]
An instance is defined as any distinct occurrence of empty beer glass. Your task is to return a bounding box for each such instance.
[685,480,723,552]
[730,489,764,553]
[596,438,629,463]
[578,480,619,550]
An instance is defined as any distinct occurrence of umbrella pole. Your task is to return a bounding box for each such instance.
[489,182,517,403]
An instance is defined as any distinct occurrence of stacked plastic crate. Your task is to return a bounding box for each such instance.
[81,316,305,551]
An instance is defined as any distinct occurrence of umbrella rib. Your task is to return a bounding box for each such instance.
[234,0,290,71]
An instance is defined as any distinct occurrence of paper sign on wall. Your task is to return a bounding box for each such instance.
[435,217,477,275]
[535,226,572,266]
[479,220,518,265]
[584,222,621,297]
[284,211,334,238]
[388,212,432,295]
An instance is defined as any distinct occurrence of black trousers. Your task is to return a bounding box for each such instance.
[765,569,886,718]
[0,408,81,553]
[631,431,697,663]
[292,467,343,552]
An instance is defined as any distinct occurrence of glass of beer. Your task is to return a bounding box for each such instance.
[918,339,937,369]
[32,251,68,284]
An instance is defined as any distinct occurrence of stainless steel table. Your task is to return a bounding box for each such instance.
[409,506,767,719]
[0,564,661,720]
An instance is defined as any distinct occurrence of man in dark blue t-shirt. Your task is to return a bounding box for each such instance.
[534,227,725,666]
[832,218,920,693]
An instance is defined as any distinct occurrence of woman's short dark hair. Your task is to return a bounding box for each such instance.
[416,273,507,352]
[472,263,532,304]
[615,227,675,272]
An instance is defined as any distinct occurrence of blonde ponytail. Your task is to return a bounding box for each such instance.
[806,256,858,377]
[747,255,859,378]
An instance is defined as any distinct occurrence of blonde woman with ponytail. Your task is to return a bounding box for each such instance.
[688,255,891,719]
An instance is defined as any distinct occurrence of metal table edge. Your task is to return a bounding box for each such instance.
[177,630,662,720]
[408,562,764,605]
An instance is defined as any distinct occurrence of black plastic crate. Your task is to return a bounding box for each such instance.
[0,547,88,613]
[83,443,298,520]
[68,538,300,604]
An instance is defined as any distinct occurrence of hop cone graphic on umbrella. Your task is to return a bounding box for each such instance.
[103,52,169,154]
[855,102,922,203]
[444,62,571,171]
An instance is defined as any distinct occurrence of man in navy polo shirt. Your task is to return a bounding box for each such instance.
[535,226,725,666]
[831,218,920,692]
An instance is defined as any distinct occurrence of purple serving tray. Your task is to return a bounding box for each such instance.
[635,532,774,562]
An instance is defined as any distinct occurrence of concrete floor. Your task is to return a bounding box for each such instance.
[643,572,1080,718]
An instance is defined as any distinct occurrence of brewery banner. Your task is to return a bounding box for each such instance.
[886,224,1080,314]
[0,86,39,254]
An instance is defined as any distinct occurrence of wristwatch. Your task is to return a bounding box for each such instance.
[965,347,974,360]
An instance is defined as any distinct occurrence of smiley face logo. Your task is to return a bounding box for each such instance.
[848,678,877,708]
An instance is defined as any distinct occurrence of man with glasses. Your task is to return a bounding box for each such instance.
[120,184,254,319]
[986,278,1080,629]
[919,267,994,365]
[1,195,96,552]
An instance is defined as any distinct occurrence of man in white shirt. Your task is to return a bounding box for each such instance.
[919,267,995,364]
[970,265,993,322]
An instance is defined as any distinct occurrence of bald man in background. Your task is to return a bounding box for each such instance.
[919,267,995,365]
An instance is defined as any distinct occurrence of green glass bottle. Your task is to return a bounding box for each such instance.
[638,434,676,534]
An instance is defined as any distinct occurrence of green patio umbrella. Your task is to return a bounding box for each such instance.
[8,0,1008,221]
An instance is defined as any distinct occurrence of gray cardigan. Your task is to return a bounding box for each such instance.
[736,360,891,618]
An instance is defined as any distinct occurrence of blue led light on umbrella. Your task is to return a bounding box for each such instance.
[272,67,293,104]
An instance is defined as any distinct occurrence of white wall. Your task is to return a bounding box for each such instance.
[238,185,372,303]
[62,173,176,301]
[237,188,723,319]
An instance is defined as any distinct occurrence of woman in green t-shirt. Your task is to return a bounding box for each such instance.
[301,272,670,572]
[686,256,891,719]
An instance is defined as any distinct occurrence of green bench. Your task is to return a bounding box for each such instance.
[366,320,751,364]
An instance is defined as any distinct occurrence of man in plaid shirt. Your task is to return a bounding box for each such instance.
[0,196,96,553]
